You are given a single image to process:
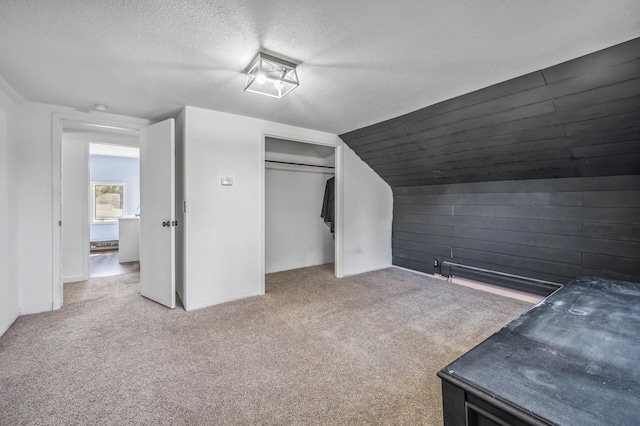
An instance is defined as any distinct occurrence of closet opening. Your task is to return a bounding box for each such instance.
[264,137,338,278]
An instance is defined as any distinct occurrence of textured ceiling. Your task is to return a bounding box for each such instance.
[0,1,639,134]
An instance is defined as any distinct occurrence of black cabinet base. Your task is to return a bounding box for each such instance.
[439,373,552,426]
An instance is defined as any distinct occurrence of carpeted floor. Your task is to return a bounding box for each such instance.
[0,265,533,425]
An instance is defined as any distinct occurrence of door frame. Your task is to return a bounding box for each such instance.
[259,131,344,295]
[52,112,150,310]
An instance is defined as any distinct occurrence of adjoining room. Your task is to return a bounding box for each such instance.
[87,143,140,278]
[62,127,141,283]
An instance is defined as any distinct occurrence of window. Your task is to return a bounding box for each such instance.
[91,182,127,223]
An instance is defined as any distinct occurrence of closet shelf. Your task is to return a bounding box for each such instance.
[265,160,334,169]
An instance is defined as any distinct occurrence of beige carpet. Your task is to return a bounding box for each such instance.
[0,265,532,425]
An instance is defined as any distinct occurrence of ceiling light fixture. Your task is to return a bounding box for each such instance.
[244,52,299,99]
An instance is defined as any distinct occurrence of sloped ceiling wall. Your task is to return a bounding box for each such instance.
[339,38,640,187]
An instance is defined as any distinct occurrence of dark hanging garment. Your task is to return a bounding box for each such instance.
[321,176,335,233]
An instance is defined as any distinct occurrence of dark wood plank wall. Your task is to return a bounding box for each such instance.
[339,38,640,286]
[340,38,640,186]
[393,176,640,285]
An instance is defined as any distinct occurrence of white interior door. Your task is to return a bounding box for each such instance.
[62,137,89,283]
[139,118,175,308]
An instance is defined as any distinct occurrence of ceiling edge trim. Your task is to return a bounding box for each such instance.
[0,72,26,104]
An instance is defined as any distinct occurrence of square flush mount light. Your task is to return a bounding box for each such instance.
[244,52,299,98]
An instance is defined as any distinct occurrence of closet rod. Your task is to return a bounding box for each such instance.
[265,160,335,169]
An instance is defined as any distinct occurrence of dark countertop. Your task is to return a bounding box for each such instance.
[440,276,640,425]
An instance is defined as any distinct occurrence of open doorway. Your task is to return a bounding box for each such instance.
[60,124,141,284]
[54,115,178,311]
[52,114,150,310]
[264,137,337,275]
[87,143,140,278]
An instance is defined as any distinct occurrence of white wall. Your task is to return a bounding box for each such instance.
[183,106,265,309]
[0,82,19,336]
[265,165,335,273]
[62,135,88,283]
[343,147,393,276]
[182,106,392,310]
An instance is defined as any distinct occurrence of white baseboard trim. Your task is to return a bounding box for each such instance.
[63,275,85,283]
[342,263,393,277]
[19,303,53,315]
[0,313,19,337]
[448,276,545,304]
[185,292,260,311]
[392,266,544,304]
[392,265,437,277]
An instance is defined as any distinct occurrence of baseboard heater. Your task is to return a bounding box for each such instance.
[90,240,119,251]
[441,261,561,296]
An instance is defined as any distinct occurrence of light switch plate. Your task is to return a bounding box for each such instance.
[221,176,233,186]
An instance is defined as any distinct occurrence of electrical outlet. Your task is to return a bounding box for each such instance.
[433,259,439,268]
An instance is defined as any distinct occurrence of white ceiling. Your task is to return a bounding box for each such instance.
[0,1,638,135]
